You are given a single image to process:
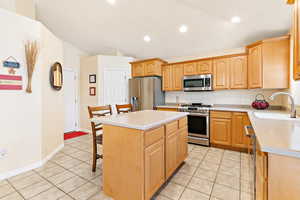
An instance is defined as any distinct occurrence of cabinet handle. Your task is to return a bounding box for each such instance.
[244,126,254,137]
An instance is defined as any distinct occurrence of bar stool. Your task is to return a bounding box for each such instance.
[116,104,133,114]
[88,105,112,172]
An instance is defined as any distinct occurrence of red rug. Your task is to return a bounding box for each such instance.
[64,131,89,140]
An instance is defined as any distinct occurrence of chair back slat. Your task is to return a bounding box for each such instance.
[116,104,133,114]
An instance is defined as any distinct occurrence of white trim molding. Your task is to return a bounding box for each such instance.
[0,144,64,181]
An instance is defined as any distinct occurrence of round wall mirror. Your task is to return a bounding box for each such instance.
[50,62,63,91]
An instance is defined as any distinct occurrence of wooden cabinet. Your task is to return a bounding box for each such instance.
[131,58,167,77]
[247,36,290,89]
[145,139,165,200]
[230,56,248,89]
[232,112,251,148]
[183,62,197,75]
[213,58,230,90]
[165,132,178,179]
[162,64,183,91]
[197,59,213,74]
[210,111,251,151]
[132,63,145,77]
[256,142,268,200]
[293,0,300,80]
[210,117,232,146]
[172,64,184,91]
[177,127,188,165]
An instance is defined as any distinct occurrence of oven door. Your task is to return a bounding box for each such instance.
[183,75,212,91]
[187,113,209,139]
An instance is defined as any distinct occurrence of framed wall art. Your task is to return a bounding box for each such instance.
[89,87,96,96]
[89,74,96,83]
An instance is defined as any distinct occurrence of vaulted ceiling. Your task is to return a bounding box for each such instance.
[36,0,292,59]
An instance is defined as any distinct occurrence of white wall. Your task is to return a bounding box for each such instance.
[0,8,64,179]
[0,0,15,12]
[0,0,35,19]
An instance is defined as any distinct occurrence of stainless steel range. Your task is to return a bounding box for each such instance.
[179,103,211,146]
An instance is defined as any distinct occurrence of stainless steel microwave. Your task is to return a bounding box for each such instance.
[183,74,213,91]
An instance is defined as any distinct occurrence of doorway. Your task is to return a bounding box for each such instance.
[63,68,78,133]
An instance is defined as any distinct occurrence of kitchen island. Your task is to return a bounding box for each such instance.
[92,110,188,200]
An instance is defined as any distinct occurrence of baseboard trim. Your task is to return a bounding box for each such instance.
[0,144,64,181]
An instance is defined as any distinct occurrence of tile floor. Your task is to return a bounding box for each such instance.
[0,134,254,200]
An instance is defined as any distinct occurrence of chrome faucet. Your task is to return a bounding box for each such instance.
[269,92,297,118]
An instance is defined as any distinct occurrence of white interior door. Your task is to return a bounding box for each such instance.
[63,69,77,133]
[103,69,130,113]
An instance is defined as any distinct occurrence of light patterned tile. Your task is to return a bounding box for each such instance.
[178,164,197,176]
[218,165,240,177]
[241,179,254,194]
[9,173,44,190]
[35,161,58,172]
[184,157,201,167]
[170,172,192,186]
[179,188,209,200]
[18,181,53,199]
[37,165,66,178]
[57,157,83,169]
[70,151,92,162]
[216,173,240,190]
[220,159,240,169]
[199,161,219,172]
[0,180,8,186]
[30,187,65,200]
[8,170,35,182]
[69,182,99,200]
[194,168,217,182]
[160,182,185,200]
[88,191,113,200]
[0,192,24,200]
[70,163,101,180]
[154,195,172,200]
[188,151,206,160]
[56,176,87,193]
[241,192,254,200]
[0,184,15,198]
[211,184,240,200]
[90,176,103,187]
[187,177,214,195]
[58,195,74,200]
[52,154,74,164]
[61,146,81,155]
[47,171,76,185]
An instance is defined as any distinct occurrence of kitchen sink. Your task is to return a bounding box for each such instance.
[254,112,300,121]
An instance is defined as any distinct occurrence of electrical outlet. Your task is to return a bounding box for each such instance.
[0,149,7,159]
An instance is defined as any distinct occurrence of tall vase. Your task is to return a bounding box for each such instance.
[26,76,32,93]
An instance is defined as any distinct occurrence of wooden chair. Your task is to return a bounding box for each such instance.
[88,105,112,172]
[116,104,133,114]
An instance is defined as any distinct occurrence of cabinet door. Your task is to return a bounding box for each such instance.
[294,0,300,80]
[213,58,230,90]
[197,60,213,74]
[132,63,144,77]
[162,65,172,91]
[144,61,156,76]
[210,118,232,146]
[145,139,165,200]
[256,143,268,200]
[166,132,178,179]
[248,45,263,88]
[230,56,248,89]
[184,62,197,75]
[177,127,188,165]
[232,112,250,149]
[172,64,184,91]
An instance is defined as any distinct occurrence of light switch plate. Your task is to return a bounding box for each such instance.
[0,149,7,159]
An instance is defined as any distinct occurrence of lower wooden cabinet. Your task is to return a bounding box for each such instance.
[145,139,165,200]
[210,111,250,150]
[210,117,232,146]
[166,132,178,179]
[232,112,251,148]
[177,127,188,165]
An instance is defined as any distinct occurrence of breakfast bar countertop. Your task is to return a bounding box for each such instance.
[91,110,188,131]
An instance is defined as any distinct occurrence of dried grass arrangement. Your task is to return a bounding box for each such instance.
[25,41,39,93]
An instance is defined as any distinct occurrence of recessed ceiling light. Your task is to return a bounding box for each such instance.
[179,25,188,33]
[106,0,116,5]
[231,16,241,24]
[144,35,151,42]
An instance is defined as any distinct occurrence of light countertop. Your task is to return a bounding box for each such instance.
[91,110,188,131]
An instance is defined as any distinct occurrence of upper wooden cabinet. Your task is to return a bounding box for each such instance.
[213,58,230,90]
[131,58,167,77]
[197,59,213,74]
[293,0,300,80]
[247,36,290,89]
[183,62,197,75]
[162,64,184,91]
[230,56,248,89]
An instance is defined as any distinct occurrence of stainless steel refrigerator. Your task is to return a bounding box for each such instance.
[129,77,165,111]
